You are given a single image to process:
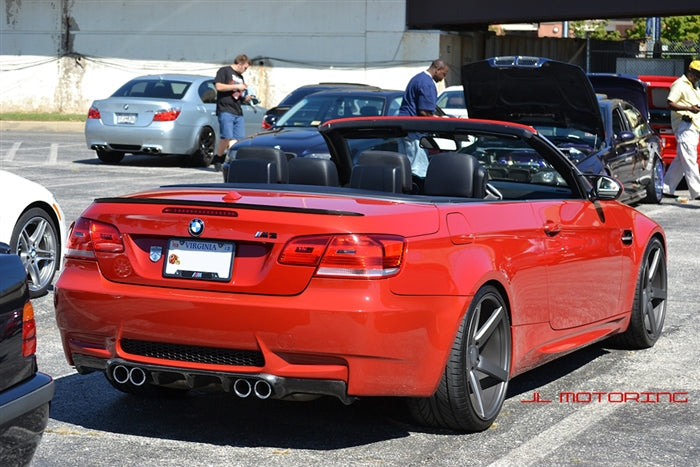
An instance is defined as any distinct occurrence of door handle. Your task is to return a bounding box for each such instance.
[544,221,561,236]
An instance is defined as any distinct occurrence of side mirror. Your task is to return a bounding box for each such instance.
[588,175,623,201]
[615,131,635,143]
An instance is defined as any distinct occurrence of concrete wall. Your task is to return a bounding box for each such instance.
[1,0,454,114]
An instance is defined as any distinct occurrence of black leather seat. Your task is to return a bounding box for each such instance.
[234,146,289,183]
[350,164,403,193]
[227,159,279,183]
[356,150,413,193]
[288,157,340,186]
[423,153,487,198]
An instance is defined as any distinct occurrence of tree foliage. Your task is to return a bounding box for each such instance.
[626,16,700,42]
[570,20,622,40]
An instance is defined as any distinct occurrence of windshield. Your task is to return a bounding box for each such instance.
[276,94,399,127]
[437,90,465,109]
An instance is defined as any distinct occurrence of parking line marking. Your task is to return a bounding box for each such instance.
[47,143,59,164]
[4,142,22,161]
[488,401,617,466]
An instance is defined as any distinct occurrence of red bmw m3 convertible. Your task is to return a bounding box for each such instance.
[54,116,667,432]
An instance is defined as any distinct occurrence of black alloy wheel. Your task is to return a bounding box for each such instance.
[611,236,667,348]
[191,127,216,167]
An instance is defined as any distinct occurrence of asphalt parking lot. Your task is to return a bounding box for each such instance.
[1,121,698,466]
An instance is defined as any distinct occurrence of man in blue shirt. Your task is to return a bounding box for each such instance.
[398,59,450,177]
[399,59,450,116]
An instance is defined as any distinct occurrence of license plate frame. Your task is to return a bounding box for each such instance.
[163,238,234,281]
[116,113,137,124]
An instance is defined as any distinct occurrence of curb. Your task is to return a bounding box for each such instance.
[0,121,85,132]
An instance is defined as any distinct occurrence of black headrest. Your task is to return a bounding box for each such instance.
[350,164,403,193]
[288,157,340,186]
[357,150,412,193]
[226,159,278,183]
[236,146,289,183]
[423,153,487,198]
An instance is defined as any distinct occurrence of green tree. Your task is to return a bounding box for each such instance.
[626,16,700,42]
[570,20,621,40]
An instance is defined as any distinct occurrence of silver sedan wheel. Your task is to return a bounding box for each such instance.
[12,208,59,297]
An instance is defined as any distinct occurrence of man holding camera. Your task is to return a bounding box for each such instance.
[213,54,254,170]
[663,60,700,200]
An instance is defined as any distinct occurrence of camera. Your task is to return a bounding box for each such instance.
[682,115,693,123]
[242,89,260,105]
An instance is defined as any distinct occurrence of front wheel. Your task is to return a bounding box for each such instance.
[10,208,60,297]
[642,156,664,204]
[408,285,511,432]
[609,237,667,349]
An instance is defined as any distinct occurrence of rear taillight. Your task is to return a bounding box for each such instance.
[280,234,404,278]
[153,108,181,121]
[87,107,101,119]
[65,217,124,259]
[22,301,36,357]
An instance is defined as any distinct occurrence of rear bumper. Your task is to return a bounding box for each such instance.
[0,372,53,466]
[0,372,54,428]
[55,263,469,399]
[85,120,194,155]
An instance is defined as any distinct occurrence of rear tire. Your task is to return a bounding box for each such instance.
[642,156,664,204]
[408,285,511,432]
[96,148,125,164]
[609,237,666,349]
[191,127,216,167]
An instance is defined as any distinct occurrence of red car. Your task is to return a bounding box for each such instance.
[638,74,700,169]
[54,116,667,432]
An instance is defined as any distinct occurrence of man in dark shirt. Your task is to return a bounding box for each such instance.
[213,54,252,169]
[398,59,450,116]
[398,59,450,176]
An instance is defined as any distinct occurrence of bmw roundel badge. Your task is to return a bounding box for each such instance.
[188,218,204,237]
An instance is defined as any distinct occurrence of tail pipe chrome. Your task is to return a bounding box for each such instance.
[112,364,130,384]
[233,378,252,398]
[254,379,272,399]
[111,364,147,387]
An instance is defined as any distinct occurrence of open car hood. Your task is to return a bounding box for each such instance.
[587,73,650,118]
[461,56,605,138]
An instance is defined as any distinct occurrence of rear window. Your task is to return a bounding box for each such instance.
[112,79,191,99]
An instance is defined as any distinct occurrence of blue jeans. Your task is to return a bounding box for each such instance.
[218,112,245,140]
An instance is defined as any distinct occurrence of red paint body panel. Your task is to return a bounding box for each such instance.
[54,117,666,408]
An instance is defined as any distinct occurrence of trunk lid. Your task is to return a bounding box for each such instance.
[79,187,440,295]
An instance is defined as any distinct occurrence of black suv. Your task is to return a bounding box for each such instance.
[0,242,54,464]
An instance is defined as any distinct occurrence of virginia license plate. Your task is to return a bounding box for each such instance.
[163,239,234,281]
[116,113,136,124]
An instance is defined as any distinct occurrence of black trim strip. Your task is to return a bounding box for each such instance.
[94,197,364,216]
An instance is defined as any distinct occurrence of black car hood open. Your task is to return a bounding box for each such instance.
[461,56,605,138]
[587,73,650,118]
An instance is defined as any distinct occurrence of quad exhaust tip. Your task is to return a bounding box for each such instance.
[110,364,273,398]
